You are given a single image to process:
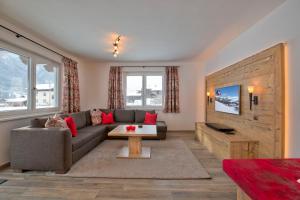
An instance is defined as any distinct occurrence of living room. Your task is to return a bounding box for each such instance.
[0,0,300,199]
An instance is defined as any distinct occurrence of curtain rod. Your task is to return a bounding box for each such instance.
[0,24,69,59]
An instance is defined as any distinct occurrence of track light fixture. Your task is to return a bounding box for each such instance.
[113,35,121,58]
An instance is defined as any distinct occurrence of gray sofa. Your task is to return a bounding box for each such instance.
[10,109,167,173]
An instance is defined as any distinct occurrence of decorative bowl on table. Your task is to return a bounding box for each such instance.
[126,125,136,131]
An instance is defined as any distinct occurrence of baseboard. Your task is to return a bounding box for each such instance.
[0,162,10,170]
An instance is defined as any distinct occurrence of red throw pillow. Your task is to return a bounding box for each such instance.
[102,112,115,124]
[144,112,157,125]
[64,117,78,137]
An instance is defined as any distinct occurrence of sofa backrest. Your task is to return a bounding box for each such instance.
[84,110,92,126]
[135,110,155,123]
[84,109,156,124]
[30,109,157,129]
[30,117,48,128]
[30,112,88,129]
[100,109,114,114]
[114,109,135,123]
[69,112,87,129]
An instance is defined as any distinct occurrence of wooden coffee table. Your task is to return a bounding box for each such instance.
[108,125,157,159]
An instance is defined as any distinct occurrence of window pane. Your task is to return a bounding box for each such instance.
[126,76,142,106]
[0,49,29,112]
[36,63,58,108]
[146,76,163,106]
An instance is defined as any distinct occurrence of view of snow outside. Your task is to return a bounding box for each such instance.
[0,50,57,112]
[126,75,163,106]
[36,64,57,108]
[126,76,142,106]
[146,76,162,106]
[215,85,240,115]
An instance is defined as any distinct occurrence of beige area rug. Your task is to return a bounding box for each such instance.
[65,139,211,179]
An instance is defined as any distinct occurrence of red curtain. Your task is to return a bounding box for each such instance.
[164,66,180,113]
[107,66,124,109]
[62,57,80,113]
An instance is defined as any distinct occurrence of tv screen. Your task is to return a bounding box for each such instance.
[215,85,240,115]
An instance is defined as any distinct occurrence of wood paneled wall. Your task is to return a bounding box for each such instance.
[206,44,285,158]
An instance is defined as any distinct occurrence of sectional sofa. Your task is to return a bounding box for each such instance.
[10,109,167,173]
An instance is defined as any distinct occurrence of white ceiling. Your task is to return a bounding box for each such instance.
[0,0,285,62]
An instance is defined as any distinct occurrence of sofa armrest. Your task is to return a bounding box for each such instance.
[156,121,167,139]
[10,127,72,173]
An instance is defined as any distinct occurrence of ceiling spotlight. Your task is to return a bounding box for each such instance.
[116,35,121,44]
[112,35,121,58]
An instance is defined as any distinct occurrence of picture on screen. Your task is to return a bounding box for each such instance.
[215,85,240,115]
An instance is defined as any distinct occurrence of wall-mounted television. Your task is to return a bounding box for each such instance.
[215,85,240,115]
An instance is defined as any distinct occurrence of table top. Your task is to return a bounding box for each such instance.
[223,159,300,200]
[108,125,157,137]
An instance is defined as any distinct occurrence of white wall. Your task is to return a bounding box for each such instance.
[0,18,87,166]
[82,61,198,131]
[195,0,300,157]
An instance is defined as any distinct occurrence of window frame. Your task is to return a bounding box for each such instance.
[0,40,62,119]
[33,56,61,112]
[123,69,165,110]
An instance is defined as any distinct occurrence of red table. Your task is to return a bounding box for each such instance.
[223,159,300,200]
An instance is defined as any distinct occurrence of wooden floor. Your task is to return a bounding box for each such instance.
[0,132,236,200]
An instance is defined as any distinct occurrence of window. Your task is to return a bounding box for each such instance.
[0,49,29,112]
[126,75,143,106]
[124,70,164,108]
[35,61,59,109]
[0,41,61,117]
[145,75,163,106]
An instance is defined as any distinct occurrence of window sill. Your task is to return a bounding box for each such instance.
[0,111,61,123]
[125,106,164,111]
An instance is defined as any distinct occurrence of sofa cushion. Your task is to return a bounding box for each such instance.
[90,109,102,126]
[72,134,105,164]
[144,112,157,125]
[45,115,68,128]
[30,117,48,128]
[70,112,87,129]
[72,126,106,151]
[135,110,155,123]
[65,117,78,137]
[114,109,135,123]
[102,112,115,124]
[85,110,92,126]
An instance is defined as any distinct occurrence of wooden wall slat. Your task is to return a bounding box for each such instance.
[205,44,285,158]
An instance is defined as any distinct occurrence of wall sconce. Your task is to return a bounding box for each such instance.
[207,92,210,104]
[248,86,258,110]
[207,92,212,104]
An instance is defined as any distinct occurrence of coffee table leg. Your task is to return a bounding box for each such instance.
[116,136,151,159]
[128,136,142,156]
